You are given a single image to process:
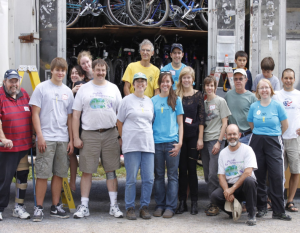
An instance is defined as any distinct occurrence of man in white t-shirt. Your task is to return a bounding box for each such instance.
[210,124,258,226]
[272,68,300,212]
[72,59,123,219]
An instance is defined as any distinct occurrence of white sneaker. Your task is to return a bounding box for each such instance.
[109,204,123,218]
[32,206,44,222]
[73,205,90,219]
[0,212,2,221]
[12,205,30,219]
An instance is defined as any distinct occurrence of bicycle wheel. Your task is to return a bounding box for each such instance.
[66,0,81,28]
[126,0,170,27]
[113,59,125,94]
[107,0,135,26]
[193,0,208,30]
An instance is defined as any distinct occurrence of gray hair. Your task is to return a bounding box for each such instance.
[139,39,154,52]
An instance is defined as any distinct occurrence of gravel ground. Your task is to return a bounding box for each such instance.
[1,179,300,233]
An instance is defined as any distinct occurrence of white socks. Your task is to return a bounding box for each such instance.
[109,192,117,206]
[81,197,89,207]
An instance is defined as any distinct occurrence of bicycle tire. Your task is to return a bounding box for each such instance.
[194,60,201,90]
[105,58,115,83]
[193,0,208,30]
[66,0,81,28]
[126,0,170,27]
[107,0,135,26]
[113,58,124,86]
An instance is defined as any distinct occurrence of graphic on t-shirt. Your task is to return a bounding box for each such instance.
[205,109,218,121]
[224,159,245,177]
[283,98,294,109]
[90,98,112,109]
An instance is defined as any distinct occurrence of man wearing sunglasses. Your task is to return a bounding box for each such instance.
[224,69,257,144]
[161,43,186,90]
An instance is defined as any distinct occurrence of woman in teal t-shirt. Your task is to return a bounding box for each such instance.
[151,72,184,218]
[247,79,290,220]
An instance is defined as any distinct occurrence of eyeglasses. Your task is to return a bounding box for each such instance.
[233,77,244,81]
[258,87,270,90]
[141,49,151,53]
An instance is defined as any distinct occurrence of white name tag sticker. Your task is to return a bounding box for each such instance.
[62,94,68,100]
[24,106,30,111]
[185,117,193,124]
[209,105,216,110]
[170,70,175,75]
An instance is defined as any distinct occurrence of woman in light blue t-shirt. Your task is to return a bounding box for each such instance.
[151,72,184,218]
[247,79,291,220]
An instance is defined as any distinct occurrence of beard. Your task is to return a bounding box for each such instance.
[227,138,239,147]
[6,87,20,96]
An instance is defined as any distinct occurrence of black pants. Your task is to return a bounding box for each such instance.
[211,177,257,217]
[178,136,198,201]
[0,150,28,212]
[249,134,285,213]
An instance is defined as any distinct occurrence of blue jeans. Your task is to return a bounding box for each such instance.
[124,151,154,210]
[154,142,180,213]
[240,133,252,145]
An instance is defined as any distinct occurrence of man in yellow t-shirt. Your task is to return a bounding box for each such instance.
[122,39,160,98]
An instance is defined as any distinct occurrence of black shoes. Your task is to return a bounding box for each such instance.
[272,212,292,221]
[175,200,188,214]
[256,208,267,218]
[190,201,198,215]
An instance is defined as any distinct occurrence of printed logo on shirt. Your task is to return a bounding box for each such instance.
[256,110,261,115]
[224,159,245,177]
[283,98,295,109]
[90,98,112,109]
[149,76,153,82]
[24,106,30,111]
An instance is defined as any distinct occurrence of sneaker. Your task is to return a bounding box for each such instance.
[73,205,90,219]
[153,208,163,217]
[162,209,174,218]
[246,214,256,226]
[32,206,44,222]
[139,206,151,219]
[126,207,137,220]
[256,208,267,218]
[12,205,30,219]
[50,203,69,219]
[206,205,220,216]
[272,212,292,221]
[0,212,2,221]
[109,204,123,218]
[204,203,213,213]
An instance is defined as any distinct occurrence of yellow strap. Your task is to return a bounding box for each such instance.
[16,183,28,190]
[15,198,25,204]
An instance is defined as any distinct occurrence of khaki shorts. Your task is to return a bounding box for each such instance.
[79,128,120,173]
[284,137,300,174]
[35,141,69,179]
[17,154,29,171]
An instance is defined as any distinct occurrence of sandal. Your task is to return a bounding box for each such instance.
[267,200,272,211]
[285,202,298,212]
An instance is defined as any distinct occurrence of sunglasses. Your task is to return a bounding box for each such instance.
[234,77,244,81]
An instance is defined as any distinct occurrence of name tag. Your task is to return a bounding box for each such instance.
[24,106,30,111]
[209,105,216,110]
[170,70,175,75]
[185,117,193,124]
[62,94,68,100]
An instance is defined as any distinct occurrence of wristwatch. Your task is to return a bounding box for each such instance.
[118,136,121,139]
[218,140,223,144]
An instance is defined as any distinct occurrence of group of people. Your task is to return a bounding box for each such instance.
[0,39,299,227]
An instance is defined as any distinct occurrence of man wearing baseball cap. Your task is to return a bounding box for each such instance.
[161,43,186,90]
[0,69,33,221]
[224,69,257,144]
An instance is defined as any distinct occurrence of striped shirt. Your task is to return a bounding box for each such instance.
[0,86,32,152]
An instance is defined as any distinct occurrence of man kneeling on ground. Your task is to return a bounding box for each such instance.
[210,124,258,226]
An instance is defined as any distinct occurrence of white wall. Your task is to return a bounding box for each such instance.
[286,40,300,90]
[0,0,9,83]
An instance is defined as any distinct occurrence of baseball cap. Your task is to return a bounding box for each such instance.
[4,69,21,80]
[171,43,183,52]
[224,198,242,222]
[133,72,147,82]
[234,68,247,78]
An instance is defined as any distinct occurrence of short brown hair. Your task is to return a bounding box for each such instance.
[50,57,68,71]
[261,57,275,71]
[255,79,275,99]
[282,68,295,79]
[235,51,248,60]
[77,50,93,65]
[92,58,108,70]
[203,76,217,91]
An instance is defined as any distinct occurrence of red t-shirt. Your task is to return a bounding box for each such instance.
[0,86,32,152]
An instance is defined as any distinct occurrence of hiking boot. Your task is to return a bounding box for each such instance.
[246,214,256,226]
[206,205,220,216]
[163,209,174,218]
[204,203,213,213]
[50,203,69,219]
[126,207,137,220]
[175,200,187,214]
[272,212,292,221]
[256,208,267,218]
[32,206,44,222]
[73,205,90,219]
[153,208,163,217]
[109,204,123,218]
[12,205,30,219]
[140,206,151,219]
[190,201,198,215]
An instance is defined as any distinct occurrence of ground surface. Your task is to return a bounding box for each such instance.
[1,178,300,233]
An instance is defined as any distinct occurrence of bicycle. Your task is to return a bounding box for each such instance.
[126,0,208,30]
